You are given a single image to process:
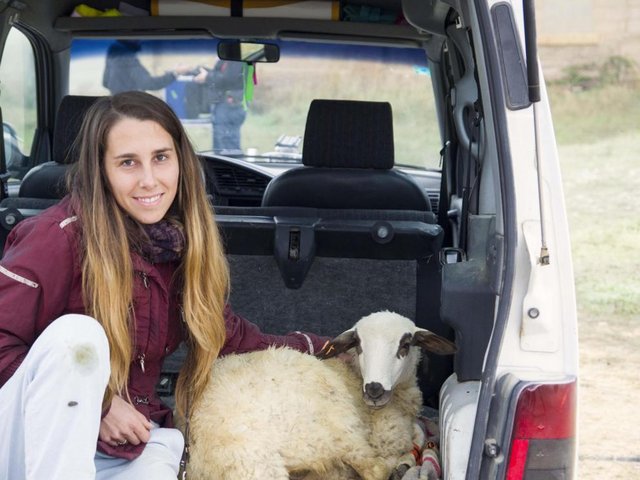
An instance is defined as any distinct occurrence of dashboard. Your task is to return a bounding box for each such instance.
[201,154,442,211]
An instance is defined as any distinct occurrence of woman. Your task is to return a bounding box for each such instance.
[0,91,326,479]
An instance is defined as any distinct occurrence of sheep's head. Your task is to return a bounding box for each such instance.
[317,311,457,408]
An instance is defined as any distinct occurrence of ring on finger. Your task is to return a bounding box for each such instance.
[116,439,128,446]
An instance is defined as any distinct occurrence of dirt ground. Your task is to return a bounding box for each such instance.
[578,313,640,478]
[559,137,640,478]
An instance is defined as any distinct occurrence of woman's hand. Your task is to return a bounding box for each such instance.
[99,395,152,447]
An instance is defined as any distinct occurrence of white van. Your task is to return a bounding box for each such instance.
[0,1,578,478]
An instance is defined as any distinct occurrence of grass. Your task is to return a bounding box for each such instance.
[547,55,640,145]
[549,83,640,145]
[558,133,640,316]
[549,78,640,318]
[547,57,640,317]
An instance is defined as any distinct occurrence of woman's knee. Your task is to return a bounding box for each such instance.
[32,314,110,375]
[40,314,107,345]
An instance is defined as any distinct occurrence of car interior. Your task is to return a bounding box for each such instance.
[0,0,502,413]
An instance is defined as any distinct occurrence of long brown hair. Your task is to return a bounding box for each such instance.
[68,91,229,416]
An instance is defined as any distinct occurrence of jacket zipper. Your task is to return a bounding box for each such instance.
[137,271,151,374]
[138,353,146,373]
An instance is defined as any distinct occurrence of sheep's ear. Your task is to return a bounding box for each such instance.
[316,329,358,359]
[412,329,457,355]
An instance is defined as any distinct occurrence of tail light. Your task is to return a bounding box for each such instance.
[505,381,577,479]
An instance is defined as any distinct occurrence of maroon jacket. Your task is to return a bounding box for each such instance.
[0,197,327,459]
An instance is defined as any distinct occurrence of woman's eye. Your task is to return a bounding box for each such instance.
[156,153,168,162]
[121,159,135,167]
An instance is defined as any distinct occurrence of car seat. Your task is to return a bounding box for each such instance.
[261,99,432,211]
[17,95,101,200]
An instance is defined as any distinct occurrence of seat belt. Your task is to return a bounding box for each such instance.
[438,97,456,249]
[459,98,484,251]
[0,108,9,201]
[438,42,460,256]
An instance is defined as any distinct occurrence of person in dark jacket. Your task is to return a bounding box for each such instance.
[102,40,191,95]
[0,91,326,479]
[194,59,247,153]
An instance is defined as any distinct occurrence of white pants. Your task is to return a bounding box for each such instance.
[0,314,110,479]
[0,314,184,479]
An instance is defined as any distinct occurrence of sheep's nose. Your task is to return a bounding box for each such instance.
[364,382,385,399]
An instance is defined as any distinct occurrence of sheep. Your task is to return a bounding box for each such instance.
[187,311,457,480]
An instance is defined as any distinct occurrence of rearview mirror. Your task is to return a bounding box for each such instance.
[217,41,280,63]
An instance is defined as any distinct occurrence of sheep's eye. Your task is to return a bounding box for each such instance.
[397,333,413,358]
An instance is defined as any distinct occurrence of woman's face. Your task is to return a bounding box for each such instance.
[104,117,180,224]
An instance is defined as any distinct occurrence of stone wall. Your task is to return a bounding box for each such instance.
[536,0,640,80]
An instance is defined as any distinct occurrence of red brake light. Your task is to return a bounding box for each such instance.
[506,381,577,480]
[506,439,529,480]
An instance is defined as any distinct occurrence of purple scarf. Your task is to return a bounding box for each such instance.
[141,219,185,263]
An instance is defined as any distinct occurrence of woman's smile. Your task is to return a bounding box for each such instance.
[134,193,163,205]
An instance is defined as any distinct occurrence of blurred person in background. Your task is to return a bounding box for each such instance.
[193,59,247,154]
[103,40,192,95]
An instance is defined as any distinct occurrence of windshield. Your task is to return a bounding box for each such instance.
[70,38,440,169]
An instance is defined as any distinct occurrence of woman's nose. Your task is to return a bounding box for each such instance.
[138,163,158,188]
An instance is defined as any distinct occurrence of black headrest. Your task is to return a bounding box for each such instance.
[52,95,102,164]
[302,99,394,169]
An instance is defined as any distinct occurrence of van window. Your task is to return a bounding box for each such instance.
[0,27,37,181]
[70,38,440,169]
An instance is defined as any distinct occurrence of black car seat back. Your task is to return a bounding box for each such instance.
[261,99,432,211]
[18,95,101,199]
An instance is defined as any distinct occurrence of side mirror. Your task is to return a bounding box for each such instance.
[217,41,280,63]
